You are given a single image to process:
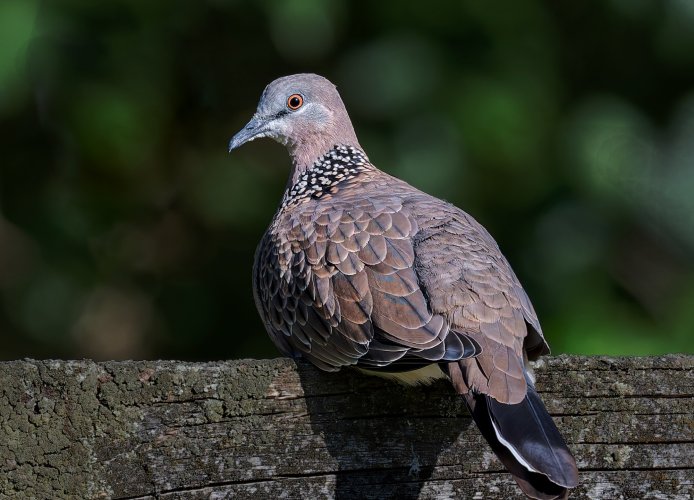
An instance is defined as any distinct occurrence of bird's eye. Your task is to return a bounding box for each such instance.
[287,94,304,110]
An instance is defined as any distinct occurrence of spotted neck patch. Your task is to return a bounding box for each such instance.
[281,145,369,207]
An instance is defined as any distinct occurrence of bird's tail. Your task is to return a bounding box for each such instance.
[462,378,579,499]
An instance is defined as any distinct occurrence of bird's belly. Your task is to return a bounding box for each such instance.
[356,364,446,386]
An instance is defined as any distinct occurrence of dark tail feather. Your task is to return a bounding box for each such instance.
[463,382,578,500]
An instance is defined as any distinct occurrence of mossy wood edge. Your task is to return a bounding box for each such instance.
[1,355,692,499]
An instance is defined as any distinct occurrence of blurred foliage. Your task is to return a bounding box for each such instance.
[1,0,693,361]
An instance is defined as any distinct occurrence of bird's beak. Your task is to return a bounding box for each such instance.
[228,115,269,152]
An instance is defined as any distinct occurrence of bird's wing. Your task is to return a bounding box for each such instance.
[410,195,549,404]
[253,192,480,372]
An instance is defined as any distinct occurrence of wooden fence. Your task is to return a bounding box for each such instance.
[1,355,692,499]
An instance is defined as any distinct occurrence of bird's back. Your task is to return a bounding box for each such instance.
[253,145,548,401]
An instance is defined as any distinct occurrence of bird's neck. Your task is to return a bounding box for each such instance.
[289,140,359,180]
[281,144,371,208]
[287,116,361,185]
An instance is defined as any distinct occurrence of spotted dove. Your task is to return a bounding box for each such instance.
[229,74,579,499]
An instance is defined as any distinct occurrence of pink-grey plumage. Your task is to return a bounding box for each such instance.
[229,73,579,499]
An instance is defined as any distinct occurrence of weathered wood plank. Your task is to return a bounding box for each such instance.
[0,355,692,499]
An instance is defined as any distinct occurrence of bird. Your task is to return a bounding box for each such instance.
[228,73,579,499]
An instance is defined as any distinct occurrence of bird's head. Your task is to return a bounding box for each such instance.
[228,74,360,172]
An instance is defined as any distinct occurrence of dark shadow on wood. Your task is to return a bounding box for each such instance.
[296,361,473,500]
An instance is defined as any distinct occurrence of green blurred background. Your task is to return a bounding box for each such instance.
[1,0,693,361]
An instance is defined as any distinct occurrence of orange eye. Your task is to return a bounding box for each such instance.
[287,94,303,110]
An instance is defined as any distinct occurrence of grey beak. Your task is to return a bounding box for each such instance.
[228,115,268,152]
